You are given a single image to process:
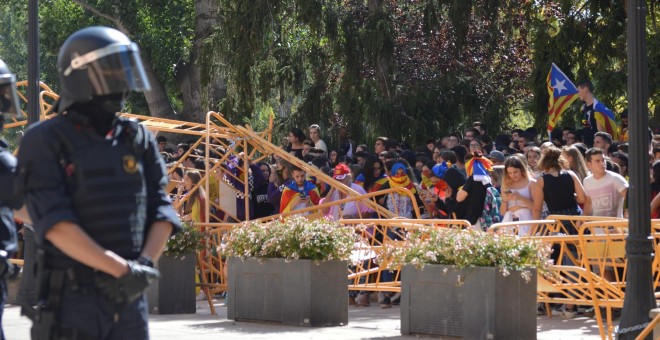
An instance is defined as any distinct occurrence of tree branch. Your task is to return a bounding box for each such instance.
[71,0,129,34]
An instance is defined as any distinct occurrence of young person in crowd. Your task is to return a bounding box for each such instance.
[583,148,628,219]
[500,157,542,235]
[562,145,590,183]
[279,165,321,214]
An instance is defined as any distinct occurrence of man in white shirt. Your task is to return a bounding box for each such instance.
[582,147,628,293]
[583,147,628,219]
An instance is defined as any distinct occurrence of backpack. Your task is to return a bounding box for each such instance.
[479,186,502,231]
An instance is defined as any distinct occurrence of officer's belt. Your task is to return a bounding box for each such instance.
[58,267,97,288]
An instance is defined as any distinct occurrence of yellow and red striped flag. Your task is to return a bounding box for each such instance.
[593,98,619,140]
[546,63,579,135]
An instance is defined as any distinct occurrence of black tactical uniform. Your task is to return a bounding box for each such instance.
[17,27,181,340]
[0,59,21,340]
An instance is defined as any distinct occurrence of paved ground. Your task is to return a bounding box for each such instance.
[4,298,612,339]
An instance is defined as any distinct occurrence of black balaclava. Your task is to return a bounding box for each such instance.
[68,93,124,136]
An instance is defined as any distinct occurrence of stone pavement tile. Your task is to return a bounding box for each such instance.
[2,300,612,339]
[536,314,607,340]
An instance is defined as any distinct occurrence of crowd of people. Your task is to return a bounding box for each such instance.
[154,80,657,312]
[158,104,657,228]
[1,23,649,338]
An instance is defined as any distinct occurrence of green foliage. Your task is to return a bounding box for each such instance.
[379,227,553,282]
[214,0,543,146]
[5,0,195,116]
[0,2,29,80]
[221,216,357,262]
[40,1,103,93]
[529,0,658,131]
[2,0,657,143]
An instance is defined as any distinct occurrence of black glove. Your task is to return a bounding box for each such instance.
[6,263,19,280]
[0,250,10,280]
[0,258,7,280]
[95,260,160,305]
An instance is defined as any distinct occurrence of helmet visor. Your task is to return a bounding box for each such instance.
[0,74,20,117]
[64,42,151,96]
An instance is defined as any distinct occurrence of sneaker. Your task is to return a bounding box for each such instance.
[551,305,565,317]
[391,293,401,306]
[583,307,595,317]
[356,293,370,307]
[196,291,207,301]
[380,296,392,309]
[378,292,387,304]
[562,308,578,319]
[537,303,546,316]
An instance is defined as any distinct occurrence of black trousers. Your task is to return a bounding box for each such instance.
[56,281,149,340]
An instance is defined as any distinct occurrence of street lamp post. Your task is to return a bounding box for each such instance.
[27,0,39,125]
[618,0,653,339]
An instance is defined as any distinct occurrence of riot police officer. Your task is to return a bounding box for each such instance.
[0,58,21,340]
[17,27,181,339]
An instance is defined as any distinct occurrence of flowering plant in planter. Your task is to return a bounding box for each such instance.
[221,216,357,261]
[163,221,206,259]
[379,227,553,282]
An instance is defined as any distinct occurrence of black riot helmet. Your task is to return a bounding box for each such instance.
[56,26,151,113]
[0,59,20,127]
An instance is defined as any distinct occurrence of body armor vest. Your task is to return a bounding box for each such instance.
[48,115,148,268]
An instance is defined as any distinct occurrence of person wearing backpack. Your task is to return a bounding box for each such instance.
[455,152,499,231]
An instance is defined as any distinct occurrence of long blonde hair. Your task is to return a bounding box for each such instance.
[502,156,533,191]
[562,145,588,182]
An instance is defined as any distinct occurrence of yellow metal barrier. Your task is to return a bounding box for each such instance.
[488,219,560,236]
[546,214,625,235]
[530,219,628,340]
[13,84,655,339]
[340,218,471,293]
[635,311,660,340]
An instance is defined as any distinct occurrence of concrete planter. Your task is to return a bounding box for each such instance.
[146,254,196,314]
[401,264,537,339]
[227,257,348,327]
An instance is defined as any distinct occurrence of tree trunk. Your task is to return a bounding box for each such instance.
[175,0,227,124]
[367,0,382,12]
[367,0,392,100]
[142,57,175,119]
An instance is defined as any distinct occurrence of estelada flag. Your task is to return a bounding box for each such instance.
[279,180,320,214]
[546,63,579,135]
[593,98,619,141]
